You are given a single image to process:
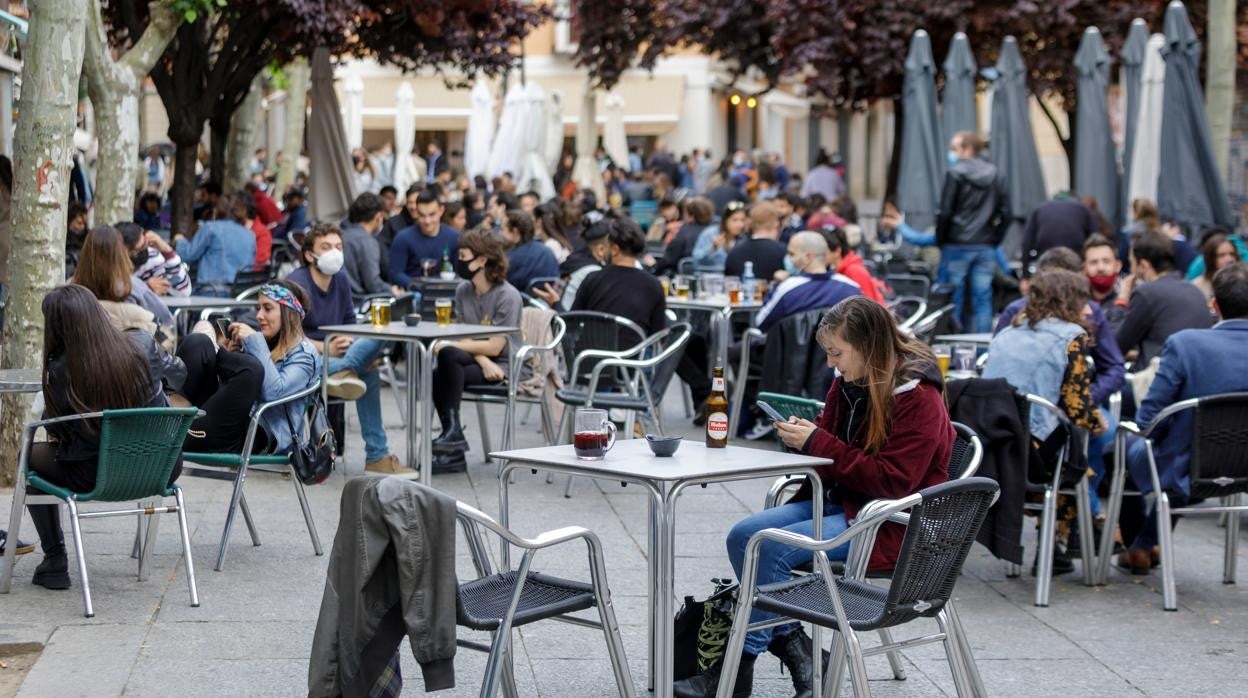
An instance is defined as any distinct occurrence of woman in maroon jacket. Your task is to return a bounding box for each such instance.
[674,297,953,698]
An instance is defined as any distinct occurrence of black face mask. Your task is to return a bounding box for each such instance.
[454,256,478,280]
[131,251,148,269]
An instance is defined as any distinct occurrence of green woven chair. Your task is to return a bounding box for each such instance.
[1,408,201,618]
[182,380,324,571]
[756,391,826,424]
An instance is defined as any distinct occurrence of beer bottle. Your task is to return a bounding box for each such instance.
[706,363,729,448]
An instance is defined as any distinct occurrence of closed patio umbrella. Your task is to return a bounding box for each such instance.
[342,72,364,151]
[1120,19,1149,218]
[392,81,417,197]
[517,81,556,200]
[1128,34,1166,207]
[464,80,495,181]
[572,85,606,204]
[546,89,565,171]
[941,32,978,148]
[1156,0,1233,228]
[307,47,355,222]
[989,36,1047,257]
[896,30,943,230]
[602,91,629,171]
[488,82,526,180]
[1073,27,1119,227]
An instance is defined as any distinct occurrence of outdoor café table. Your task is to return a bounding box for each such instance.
[666,297,762,372]
[489,439,830,696]
[933,332,994,347]
[318,321,516,487]
[0,368,40,393]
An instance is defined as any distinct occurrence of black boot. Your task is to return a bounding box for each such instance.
[769,627,817,698]
[27,504,70,590]
[673,652,755,698]
[432,408,468,454]
[431,449,468,474]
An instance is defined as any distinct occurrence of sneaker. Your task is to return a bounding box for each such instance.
[326,370,367,400]
[742,421,774,441]
[0,529,34,556]
[365,454,418,478]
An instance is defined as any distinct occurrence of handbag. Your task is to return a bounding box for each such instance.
[285,390,336,485]
[673,578,738,680]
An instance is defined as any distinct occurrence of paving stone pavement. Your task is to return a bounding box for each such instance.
[1,386,1246,697]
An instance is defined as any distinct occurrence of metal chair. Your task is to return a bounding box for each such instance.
[525,276,563,299]
[2,408,201,617]
[1096,392,1248,609]
[716,478,999,698]
[181,381,325,571]
[462,311,567,465]
[885,273,931,301]
[887,296,928,331]
[230,263,275,297]
[909,304,954,344]
[456,501,635,697]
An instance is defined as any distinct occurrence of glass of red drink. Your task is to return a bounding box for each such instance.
[573,408,616,460]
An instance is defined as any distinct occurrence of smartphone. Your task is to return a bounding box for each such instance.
[756,400,786,424]
[215,318,232,340]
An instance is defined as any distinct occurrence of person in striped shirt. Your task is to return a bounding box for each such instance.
[119,221,191,297]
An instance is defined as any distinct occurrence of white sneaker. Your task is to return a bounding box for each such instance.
[326,370,367,400]
[743,421,775,441]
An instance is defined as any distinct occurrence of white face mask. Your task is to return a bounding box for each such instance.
[315,248,345,276]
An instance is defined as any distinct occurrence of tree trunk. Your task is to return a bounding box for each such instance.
[81,0,180,226]
[0,0,89,487]
[224,77,263,192]
[170,140,199,235]
[276,57,310,196]
[209,118,227,188]
[1206,0,1236,179]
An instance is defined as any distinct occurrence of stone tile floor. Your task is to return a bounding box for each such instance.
[1,389,1246,696]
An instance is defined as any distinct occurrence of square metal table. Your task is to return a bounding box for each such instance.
[319,321,517,486]
[490,439,830,696]
[933,332,994,347]
[666,297,762,371]
[0,368,40,394]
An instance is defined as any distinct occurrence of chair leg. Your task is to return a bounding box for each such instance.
[239,492,261,546]
[65,499,94,618]
[681,382,693,418]
[1096,432,1130,585]
[138,499,161,582]
[877,628,907,680]
[1157,492,1178,611]
[591,568,635,697]
[131,506,144,560]
[290,467,323,557]
[936,611,972,697]
[382,358,407,422]
[822,631,849,698]
[944,601,986,697]
[476,400,492,460]
[1035,487,1057,607]
[713,589,755,698]
[1074,477,1096,586]
[215,464,250,571]
[1,475,29,593]
[1223,494,1241,584]
[482,629,512,698]
[173,487,200,608]
[842,627,871,698]
[499,643,519,698]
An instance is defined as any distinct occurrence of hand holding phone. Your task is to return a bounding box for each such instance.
[756,400,786,424]
[214,318,232,340]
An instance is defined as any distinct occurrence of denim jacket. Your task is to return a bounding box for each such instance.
[175,220,256,288]
[240,333,319,452]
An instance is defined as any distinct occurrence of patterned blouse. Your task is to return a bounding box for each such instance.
[1058,334,1098,431]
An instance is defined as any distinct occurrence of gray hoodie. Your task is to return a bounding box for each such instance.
[935,157,1010,247]
[309,476,458,696]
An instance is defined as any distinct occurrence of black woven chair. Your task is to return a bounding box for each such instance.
[885,273,931,301]
[229,263,274,297]
[1098,391,1248,609]
[455,501,634,697]
[716,478,999,698]
[887,295,928,331]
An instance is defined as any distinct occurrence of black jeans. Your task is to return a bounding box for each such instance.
[432,346,494,415]
[177,333,268,453]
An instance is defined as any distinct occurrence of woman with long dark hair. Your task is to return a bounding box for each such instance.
[1193,231,1241,301]
[23,285,179,590]
[175,279,319,455]
[675,297,953,698]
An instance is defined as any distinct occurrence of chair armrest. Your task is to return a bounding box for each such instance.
[251,380,323,421]
[1134,398,1201,439]
[457,501,600,551]
[509,317,568,377]
[585,326,690,396]
[1116,421,1140,436]
[567,327,672,385]
[745,493,923,558]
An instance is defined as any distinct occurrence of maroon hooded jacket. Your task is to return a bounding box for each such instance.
[792,362,953,571]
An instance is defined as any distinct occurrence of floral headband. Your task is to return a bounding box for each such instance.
[260,283,305,319]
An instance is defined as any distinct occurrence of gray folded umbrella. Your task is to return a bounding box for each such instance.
[1119,19,1149,220]
[990,36,1047,254]
[897,30,943,230]
[1074,27,1119,228]
[308,47,355,224]
[941,32,978,148]
[1156,1,1233,229]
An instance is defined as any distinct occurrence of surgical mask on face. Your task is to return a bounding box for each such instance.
[315,248,344,276]
[784,255,805,275]
[946,150,960,167]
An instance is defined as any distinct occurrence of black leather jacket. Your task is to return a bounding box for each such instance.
[935,157,1010,247]
[760,308,830,398]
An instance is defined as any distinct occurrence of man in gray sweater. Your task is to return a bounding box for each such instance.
[342,193,401,299]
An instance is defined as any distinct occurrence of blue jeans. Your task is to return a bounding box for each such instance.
[941,244,997,333]
[327,338,389,463]
[1086,407,1116,517]
[726,500,849,656]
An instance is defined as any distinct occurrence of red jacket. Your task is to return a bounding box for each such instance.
[837,251,885,304]
[251,189,283,226]
[794,369,953,571]
[251,218,273,265]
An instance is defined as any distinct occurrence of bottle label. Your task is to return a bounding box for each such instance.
[707,412,729,440]
[712,377,725,393]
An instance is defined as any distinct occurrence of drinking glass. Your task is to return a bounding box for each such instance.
[370,298,392,327]
[673,275,690,299]
[421,258,439,278]
[752,280,766,303]
[701,274,725,300]
[725,277,742,305]
[573,408,616,460]
[435,298,453,326]
[952,343,977,373]
[932,344,951,376]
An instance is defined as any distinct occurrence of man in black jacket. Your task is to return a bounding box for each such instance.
[1116,229,1213,364]
[935,131,1009,333]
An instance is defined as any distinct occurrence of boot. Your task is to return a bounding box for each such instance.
[769,627,818,698]
[673,652,755,698]
[27,504,70,590]
[432,408,468,454]
[431,449,468,474]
